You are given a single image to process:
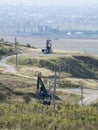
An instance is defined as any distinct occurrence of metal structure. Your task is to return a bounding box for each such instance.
[15,37,18,67]
[37,73,51,105]
[42,39,52,54]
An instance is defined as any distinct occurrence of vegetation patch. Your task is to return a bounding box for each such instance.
[60,81,79,88]
[0,103,98,130]
[0,83,10,101]
[56,91,80,103]
[0,39,14,58]
[8,54,98,79]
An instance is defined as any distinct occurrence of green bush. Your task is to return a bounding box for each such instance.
[26,44,31,48]
[23,94,31,104]
[0,92,5,101]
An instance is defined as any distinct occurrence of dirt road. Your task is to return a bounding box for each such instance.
[0,55,17,73]
[57,88,98,106]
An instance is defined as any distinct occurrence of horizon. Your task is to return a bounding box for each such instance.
[0,0,98,7]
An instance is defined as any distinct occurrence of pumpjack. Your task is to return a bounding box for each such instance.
[37,73,51,105]
[42,39,52,54]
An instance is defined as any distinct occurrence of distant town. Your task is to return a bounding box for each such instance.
[0,5,98,39]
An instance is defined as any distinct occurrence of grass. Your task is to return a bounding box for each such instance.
[1,40,98,104]
[0,69,37,103]
[8,52,98,80]
[18,66,54,78]
[1,40,98,129]
[0,103,98,130]
[6,50,98,90]
[0,71,80,104]
[56,90,80,103]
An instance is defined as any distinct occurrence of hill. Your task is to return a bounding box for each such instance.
[0,40,98,129]
[0,38,15,58]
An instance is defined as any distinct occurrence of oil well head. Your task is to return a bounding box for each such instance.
[42,38,52,54]
[37,73,51,105]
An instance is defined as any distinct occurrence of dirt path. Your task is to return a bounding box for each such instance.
[0,55,35,79]
[0,55,17,73]
[57,88,98,105]
[0,50,68,73]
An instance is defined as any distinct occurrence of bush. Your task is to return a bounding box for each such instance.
[26,44,31,48]
[23,94,31,104]
[0,92,6,101]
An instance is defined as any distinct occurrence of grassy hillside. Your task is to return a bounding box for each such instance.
[0,38,33,58]
[8,53,98,79]
[0,73,37,103]
[0,39,14,58]
[0,73,80,104]
[0,103,98,130]
[7,51,98,90]
[1,39,98,129]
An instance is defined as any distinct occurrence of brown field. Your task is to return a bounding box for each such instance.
[0,35,98,53]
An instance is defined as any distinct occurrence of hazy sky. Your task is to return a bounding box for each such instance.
[0,0,98,7]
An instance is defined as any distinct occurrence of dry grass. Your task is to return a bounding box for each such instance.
[60,78,98,89]
[1,40,98,104]
[18,66,54,77]
[6,50,98,89]
[56,90,80,103]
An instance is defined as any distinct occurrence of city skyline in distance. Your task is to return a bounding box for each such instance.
[0,0,98,7]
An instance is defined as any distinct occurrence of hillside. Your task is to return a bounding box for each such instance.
[7,51,98,87]
[0,39,98,97]
[1,45,98,102]
[0,39,15,58]
[1,40,98,129]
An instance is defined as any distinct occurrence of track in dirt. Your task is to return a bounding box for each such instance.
[58,88,98,106]
[0,55,16,73]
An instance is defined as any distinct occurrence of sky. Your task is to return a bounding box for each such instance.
[0,0,98,7]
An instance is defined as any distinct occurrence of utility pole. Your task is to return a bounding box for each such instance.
[59,64,61,85]
[48,80,51,94]
[15,37,18,67]
[81,86,83,106]
[68,60,70,75]
[80,81,84,106]
[53,68,57,109]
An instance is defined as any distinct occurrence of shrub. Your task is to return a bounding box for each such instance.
[0,92,6,101]
[26,44,31,48]
[23,94,31,104]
